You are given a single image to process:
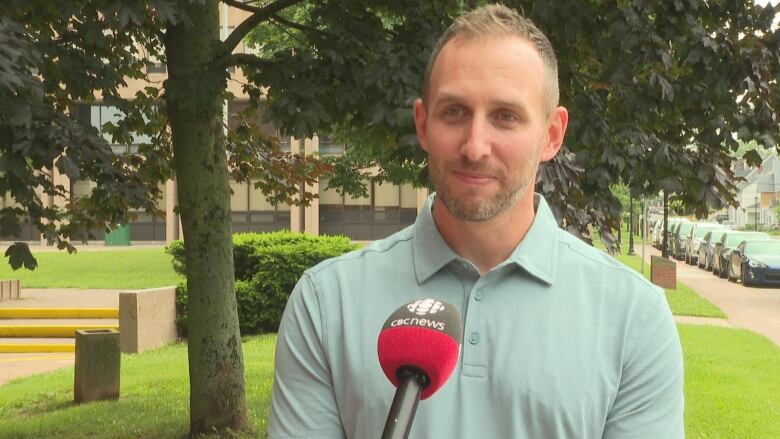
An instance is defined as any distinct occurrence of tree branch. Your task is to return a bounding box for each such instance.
[224,53,273,71]
[270,14,330,37]
[220,0,304,56]
[220,0,264,14]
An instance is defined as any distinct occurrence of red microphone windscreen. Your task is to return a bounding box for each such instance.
[377,298,463,400]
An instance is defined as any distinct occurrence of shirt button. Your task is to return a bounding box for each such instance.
[474,290,482,301]
[469,332,480,345]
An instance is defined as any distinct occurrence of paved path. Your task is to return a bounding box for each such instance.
[0,288,121,386]
[635,243,780,346]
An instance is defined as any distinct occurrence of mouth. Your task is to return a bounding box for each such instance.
[453,170,496,185]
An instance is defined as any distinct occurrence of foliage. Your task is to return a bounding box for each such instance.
[245,0,780,249]
[168,231,358,335]
[0,11,166,263]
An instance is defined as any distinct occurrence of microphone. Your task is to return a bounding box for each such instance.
[377,298,463,439]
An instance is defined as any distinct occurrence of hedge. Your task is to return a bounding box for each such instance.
[167,231,359,336]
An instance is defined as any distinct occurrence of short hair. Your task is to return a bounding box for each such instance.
[421,4,560,115]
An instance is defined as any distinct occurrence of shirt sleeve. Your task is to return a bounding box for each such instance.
[603,289,685,439]
[269,272,346,439]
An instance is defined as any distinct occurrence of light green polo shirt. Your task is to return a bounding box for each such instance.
[269,194,684,438]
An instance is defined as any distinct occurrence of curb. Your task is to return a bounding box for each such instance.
[0,343,75,353]
[0,324,119,338]
[0,308,119,319]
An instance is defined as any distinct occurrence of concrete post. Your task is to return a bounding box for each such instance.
[119,287,178,353]
[0,280,20,300]
[74,329,121,404]
[165,179,179,244]
[289,137,303,233]
[304,137,319,235]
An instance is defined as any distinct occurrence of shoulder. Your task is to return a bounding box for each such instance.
[555,229,664,302]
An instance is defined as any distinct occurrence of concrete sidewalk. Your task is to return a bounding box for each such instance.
[635,243,780,347]
[0,288,121,386]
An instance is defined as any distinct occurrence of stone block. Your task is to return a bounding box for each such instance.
[119,286,178,354]
[74,329,120,404]
[0,279,21,300]
[651,255,677,289]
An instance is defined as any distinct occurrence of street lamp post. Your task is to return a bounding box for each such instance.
[628,194,635,255]
[755,195,759,231]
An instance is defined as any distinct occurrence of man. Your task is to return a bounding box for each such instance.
[270,4,684,438]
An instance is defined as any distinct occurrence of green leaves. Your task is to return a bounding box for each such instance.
[4,242,37,271]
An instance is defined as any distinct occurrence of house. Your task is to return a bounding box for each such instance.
[727,154,780,228]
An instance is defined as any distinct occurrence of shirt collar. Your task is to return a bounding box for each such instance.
[412,193,559,286]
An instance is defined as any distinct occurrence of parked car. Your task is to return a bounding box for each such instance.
[712,231,770,277]
[672,222,695,260]
[652,218,688,250]
[697,229,729,271]
[685,222,727,265]
[652,221,663,248]
[727,239,780,286]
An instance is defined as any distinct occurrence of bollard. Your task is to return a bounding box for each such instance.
[74,329,121,404]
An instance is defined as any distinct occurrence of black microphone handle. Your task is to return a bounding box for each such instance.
[381,366,429,439]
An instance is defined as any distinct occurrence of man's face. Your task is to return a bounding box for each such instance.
[414,35,567,222]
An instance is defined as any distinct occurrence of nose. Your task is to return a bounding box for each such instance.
[461,116,491,162]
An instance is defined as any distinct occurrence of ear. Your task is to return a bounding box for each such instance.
[413,98,430,152]
[540,106,569,162]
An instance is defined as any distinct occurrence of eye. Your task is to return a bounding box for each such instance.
[441,105,466,120]
[494,111,519,123]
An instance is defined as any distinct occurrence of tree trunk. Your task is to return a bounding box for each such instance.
[164,1,249,434]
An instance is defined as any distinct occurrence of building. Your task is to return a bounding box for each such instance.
[726,154,780,228]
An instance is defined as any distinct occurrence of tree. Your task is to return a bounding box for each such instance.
[1,0,449,435]
[244,0,779,250]
[2,0,778,435]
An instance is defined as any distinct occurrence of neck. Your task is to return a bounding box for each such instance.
[432,192,537,275]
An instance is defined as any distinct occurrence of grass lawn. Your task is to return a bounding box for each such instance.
[592,231,726,318]
[1,328,778,438]
[680,325,780,438]
[0,248,181,289]
[0,335,276,439]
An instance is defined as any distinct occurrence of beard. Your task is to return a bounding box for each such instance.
[429,155,539,223]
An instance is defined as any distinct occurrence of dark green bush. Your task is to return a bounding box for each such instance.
[167,231,358,335]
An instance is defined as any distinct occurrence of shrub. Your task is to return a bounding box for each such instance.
[167,231,358,335]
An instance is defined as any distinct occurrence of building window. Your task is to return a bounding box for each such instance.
[146,61,166,74]
[318,135,346,155]
[230,179,290,233]
[227,100,289,151]
[319,177,417,240]
[76,104,151,154]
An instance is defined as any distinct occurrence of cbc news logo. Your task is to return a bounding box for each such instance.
[406,298,445,316]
